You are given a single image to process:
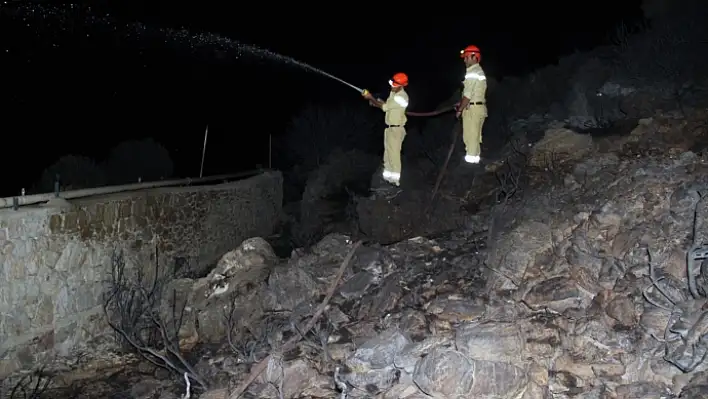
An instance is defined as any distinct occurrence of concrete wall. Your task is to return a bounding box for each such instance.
[0,171,282,379]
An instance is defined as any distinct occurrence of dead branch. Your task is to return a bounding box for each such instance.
[641,247,677,311]
[228,241,363,399]
[182,372,192,399]
[290,316,333,366]
[687,191,708,299]
[494,156,523,204]
[426,124,459,215]
[224,294,258,364]
[542,151,562,173]
[103,246,208,391]
[334,366,349,399]
[9,367,52,399]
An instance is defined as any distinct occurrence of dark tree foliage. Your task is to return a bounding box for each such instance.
[273,101,382,172]
[34,138,174,193]
[102,138,174,185]
[33,154,107,194]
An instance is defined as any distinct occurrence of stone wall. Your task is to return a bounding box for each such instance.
[0,171,282,379]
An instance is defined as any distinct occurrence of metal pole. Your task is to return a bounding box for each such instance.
[200,125,209,178]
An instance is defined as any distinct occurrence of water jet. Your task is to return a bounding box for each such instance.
[1,3,452,117]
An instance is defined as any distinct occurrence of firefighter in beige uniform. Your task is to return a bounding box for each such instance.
[363,72,410,188]
[456,45,487,164]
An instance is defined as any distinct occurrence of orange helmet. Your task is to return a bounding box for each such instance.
[389,72,409,87]
[460,45,481,61]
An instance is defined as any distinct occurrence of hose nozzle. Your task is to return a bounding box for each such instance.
[361,89,370,97]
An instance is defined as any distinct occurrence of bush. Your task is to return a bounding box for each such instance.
[102,138,173,185]
[480,5,708,143]
[33,154,107,193]
[301,148,378,204]
[274,101,382,204]
[293,148,379,247]
[403,113,458,180]
[273,101,382,172]
[610,1,708,86]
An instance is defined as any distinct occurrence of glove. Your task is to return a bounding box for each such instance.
[454,102,462,118]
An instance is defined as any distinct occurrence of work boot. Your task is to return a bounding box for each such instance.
[464,154,481,164]
[369,169,401,199]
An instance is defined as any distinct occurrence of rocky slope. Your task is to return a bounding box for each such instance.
[5,108,708,398]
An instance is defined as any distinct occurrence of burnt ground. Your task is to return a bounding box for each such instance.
[5,108,708,398]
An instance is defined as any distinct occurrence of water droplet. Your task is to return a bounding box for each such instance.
[3,2,364,93]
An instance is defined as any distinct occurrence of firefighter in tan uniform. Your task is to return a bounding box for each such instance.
[456,45,487,164]
[363,72,409,193]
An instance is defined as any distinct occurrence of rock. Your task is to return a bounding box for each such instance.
[486,216,554,293]
[456,321,526,365]
[199,388,228,399]
[394,335,452,374]
[413,348,476,398]
[528,127,595,168]
[678,371,708,397]
[338,271,376,299]
[350,245,397,279]
[615,382,672,399]
[521,273,598,315]
[310,233,353,259]
[253,358,321,398]
[343,328,411,395]
[170,237,279,344]
[130,379,163,399]
[20,120,708,398]
[206,236,277,296]
[573,153,620,179]
[424,295,485,324]
[265,265,318,311]
[605,295,638,327]
[413,348,530,398]
[347,328,411,370]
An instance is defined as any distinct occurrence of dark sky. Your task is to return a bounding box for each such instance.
[0,1,645,197]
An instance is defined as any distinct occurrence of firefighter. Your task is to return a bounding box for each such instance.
[362,72,410,195]
[456,45,487,164]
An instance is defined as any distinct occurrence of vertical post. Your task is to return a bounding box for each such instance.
[268,133,272,169]
[200,125,209,178]
[54,174,60,197]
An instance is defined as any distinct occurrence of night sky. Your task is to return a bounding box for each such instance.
[0,1,645,197]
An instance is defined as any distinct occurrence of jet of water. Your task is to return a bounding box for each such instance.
[280,58,364,93]
[1,2,365,93]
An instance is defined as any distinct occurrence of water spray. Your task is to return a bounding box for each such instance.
[325,79,453,117]
[3,2,453,123]
[313,69,364,93]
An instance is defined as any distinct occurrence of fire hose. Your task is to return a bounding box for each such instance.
[407,107,455,117]
[360,89,455,117]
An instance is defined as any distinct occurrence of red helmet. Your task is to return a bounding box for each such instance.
[389,72,409,87]
[460,45,481,61]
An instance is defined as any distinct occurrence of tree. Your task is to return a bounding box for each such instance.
[273,102,382,172]
[102,138,174,185]
[33,154,107,194]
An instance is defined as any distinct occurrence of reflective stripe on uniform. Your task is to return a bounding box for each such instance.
[464,155,480,164]
[393,95,408,107]
[464,72,486,81]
